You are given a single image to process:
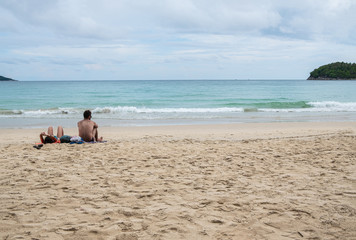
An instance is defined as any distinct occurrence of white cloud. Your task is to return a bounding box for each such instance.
[275,0,356,42]
[1,0,355,41]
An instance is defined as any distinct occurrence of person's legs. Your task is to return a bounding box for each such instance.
[57,126,64,138]
[47,126,54,135]
[92,128,103,142]
[93,128,98,141]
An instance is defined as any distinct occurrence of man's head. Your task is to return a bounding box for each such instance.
[44,136,55,144]
[83,110,92,119]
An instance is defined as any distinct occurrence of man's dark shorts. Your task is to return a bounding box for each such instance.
[60,135,72,143]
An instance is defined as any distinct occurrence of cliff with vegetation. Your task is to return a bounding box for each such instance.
[308,62,356,80]
[0,75,16,81]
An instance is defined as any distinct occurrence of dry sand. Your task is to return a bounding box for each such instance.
[0,122,356,239]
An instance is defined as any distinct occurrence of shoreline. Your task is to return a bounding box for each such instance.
[2,110,356,129]
[1,121,355,144]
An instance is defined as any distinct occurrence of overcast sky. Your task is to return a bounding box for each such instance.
[1,0,355,80]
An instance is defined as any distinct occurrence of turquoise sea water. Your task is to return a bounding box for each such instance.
[1,80,356,128]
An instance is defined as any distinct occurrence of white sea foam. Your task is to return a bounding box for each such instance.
[309,101,356,111]
[260,101,356,112]
[92,106,245,114]
[2,101,356,119]
[23,108,80,116]
[0,108,82,118]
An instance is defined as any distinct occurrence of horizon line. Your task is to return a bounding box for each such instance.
[9,78,308,82]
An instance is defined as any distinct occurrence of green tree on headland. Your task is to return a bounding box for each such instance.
[308,62,356,80]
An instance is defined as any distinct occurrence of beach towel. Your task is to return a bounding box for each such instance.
[34,138,107,148]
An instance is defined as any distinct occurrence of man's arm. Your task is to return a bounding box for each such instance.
[40,132,46,143]
[40,132,57,143]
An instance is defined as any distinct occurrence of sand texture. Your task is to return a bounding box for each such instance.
[0,122,356,239]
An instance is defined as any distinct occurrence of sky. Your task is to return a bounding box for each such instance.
[1,0,356,81]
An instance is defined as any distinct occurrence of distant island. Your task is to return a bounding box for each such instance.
[0,75,17,81]
[308,62,356,80]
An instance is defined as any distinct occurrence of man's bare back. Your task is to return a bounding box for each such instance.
[78,110,103,142]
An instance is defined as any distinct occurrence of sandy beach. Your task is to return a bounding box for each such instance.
[1,122,356,239]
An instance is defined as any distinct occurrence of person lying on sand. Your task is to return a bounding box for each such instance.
[77,110,103,142]
[34,126,71,149]
[39,126,72,144]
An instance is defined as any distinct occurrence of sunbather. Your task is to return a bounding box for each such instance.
[40,126,71,144]
[77,110,103,142]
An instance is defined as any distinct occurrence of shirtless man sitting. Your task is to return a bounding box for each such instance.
[77,110,103,142]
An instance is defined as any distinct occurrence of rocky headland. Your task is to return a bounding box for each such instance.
[308,62,356,80]
[0,75,17,81]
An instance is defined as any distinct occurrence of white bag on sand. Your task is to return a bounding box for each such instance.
[70,136,83,142]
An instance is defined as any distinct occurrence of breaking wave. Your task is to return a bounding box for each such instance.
[1,101,356,119]
[92,106,244,114]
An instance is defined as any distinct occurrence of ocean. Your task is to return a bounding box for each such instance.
[1,80,356,128]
